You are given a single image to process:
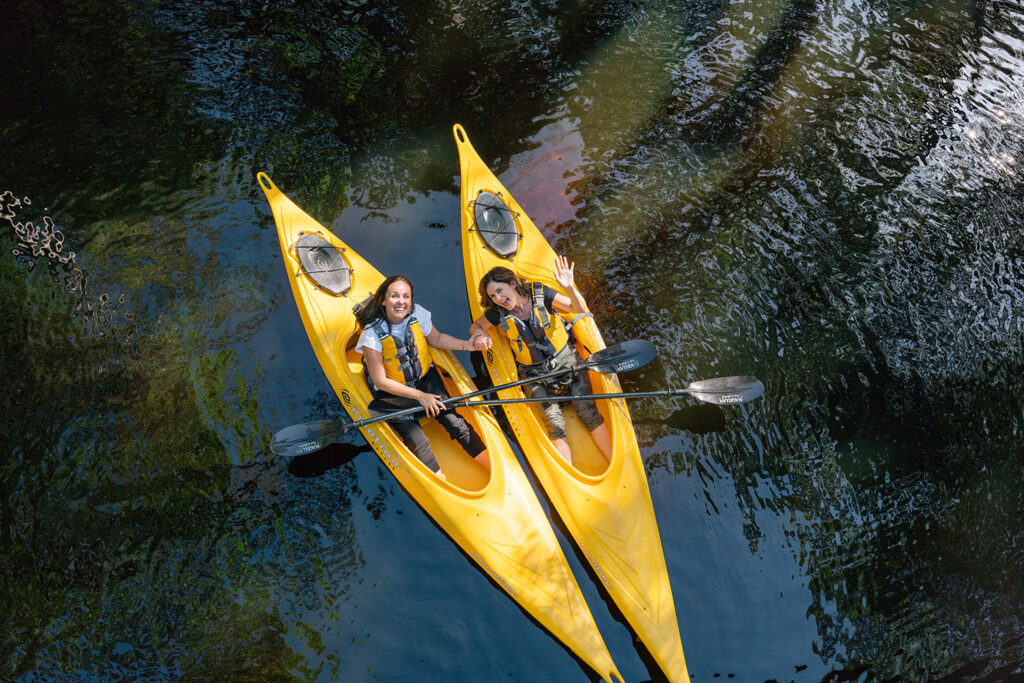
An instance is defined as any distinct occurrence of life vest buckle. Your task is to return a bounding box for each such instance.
[546,372,575,396]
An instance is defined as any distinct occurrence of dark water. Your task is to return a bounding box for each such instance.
[3,1,1024,681]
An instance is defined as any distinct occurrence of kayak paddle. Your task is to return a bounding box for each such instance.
[352,375,762,437]
[270,339,657,458]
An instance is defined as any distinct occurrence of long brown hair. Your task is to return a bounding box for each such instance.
[356,275,414,328]
[478,266,531,310]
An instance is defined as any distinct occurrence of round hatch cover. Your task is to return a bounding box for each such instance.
[294,232,351,295]
[473,192,519,258]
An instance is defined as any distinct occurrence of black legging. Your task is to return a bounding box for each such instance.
[373,367,486,472]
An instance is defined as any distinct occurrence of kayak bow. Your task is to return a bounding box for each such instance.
[453,126,690,682]
[258,172,622,682]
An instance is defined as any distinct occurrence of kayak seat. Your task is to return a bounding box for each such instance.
[346,294,372,364]
[342,332,360,366]
[341,327,365,385]
[351,294,373,315]
[473,191,519,258]
[294,232,352,295]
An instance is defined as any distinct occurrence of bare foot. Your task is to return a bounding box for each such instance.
[553,438,573,466]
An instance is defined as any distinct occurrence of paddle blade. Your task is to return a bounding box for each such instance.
[270,419,350,458]
[584,339,658,373]
[685,376,765,405]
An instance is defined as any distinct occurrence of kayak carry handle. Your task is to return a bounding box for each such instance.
[453,123,467,144]
[256,172,276,194]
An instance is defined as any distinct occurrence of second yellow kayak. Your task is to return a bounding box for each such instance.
[453,125,690,682]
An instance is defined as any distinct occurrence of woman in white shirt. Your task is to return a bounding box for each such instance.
[355,275,492,478]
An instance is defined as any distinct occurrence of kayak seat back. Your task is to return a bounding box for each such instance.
[295,232,352,295]
[351,294,373,317]
[473,191,519,258]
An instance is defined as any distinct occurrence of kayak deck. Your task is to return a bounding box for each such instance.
[258,172,623,682]
[453,126,690,682]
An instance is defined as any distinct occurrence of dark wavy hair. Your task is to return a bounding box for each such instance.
[355,275,414,328]
[478,266,531,310]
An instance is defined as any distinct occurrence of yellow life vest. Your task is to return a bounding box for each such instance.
[498,282,571,366]
[371,314,433,386]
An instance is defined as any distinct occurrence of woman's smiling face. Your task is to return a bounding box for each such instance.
[384,280,413,322]
[486,280,521,311]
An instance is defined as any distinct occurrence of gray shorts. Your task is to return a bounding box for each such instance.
[519,346,605,440]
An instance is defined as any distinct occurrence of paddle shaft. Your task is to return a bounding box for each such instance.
[461,389,691,407]
[450,386,753,409]
[381,376,763,421]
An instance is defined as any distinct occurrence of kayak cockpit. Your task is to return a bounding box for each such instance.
[340,344,493,494]
[557,404,613,479]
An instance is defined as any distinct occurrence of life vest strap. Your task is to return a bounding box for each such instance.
[568,312,593,328]
[531,282,550,328]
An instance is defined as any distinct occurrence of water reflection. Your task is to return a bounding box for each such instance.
[635,403,726,435]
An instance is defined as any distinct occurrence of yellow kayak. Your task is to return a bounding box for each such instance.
[453,126,690,682]
[257,173,622,682]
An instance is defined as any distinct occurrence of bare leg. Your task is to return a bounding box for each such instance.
[553,437,573,465]
[474,449,491,472]
[590,423,612,462]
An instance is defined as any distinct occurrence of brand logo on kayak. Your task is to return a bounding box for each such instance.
[471,553,517,596]
[616,359,639,371]
[485,350,494,365]
[381,448,398,469]
[364,429,402,471]
[718,394,743,404]
[578,542,610,587]
[341,391,351,405]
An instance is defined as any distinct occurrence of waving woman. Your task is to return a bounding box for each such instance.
[468,257,612,466]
